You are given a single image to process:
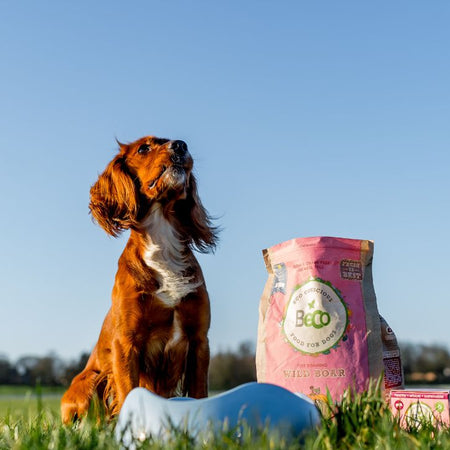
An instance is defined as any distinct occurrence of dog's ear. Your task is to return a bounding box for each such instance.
[89,154,139,237]
[175,174,219,253]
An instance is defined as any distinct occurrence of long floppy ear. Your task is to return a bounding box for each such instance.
[89,155,139,237]
[174,174,219,253]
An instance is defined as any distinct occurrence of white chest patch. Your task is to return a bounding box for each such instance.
[142,205,201,307]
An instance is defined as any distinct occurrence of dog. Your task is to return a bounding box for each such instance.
[61,136,218,423]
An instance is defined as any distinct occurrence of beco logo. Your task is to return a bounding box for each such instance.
[283,278,348,355]
[296,308,331,329]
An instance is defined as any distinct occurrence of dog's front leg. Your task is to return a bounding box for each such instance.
[185,335,210,398]
[112,339,139,411]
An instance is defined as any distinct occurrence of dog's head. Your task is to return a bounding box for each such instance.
[123,136,193,201]
[90,136,217,252]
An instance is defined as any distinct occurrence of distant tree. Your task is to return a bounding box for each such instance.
[16,356,40,385]
[415,344,450,373]
[400,342,419,374]
[32,356,61,386]
[15,354,62,386]
[209,341,256,391]
[60,352,90,387]
[399,342,450,383]
[0,356,19,384]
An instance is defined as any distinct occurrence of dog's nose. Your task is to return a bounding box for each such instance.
[170,140,188,156]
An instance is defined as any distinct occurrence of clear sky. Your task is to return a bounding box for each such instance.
[1,1,449,362]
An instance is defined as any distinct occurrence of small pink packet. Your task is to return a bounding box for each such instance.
[390,390,450,428]
[256,236,385,400]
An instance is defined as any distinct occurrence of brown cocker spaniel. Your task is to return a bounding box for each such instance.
[61,136,217,423]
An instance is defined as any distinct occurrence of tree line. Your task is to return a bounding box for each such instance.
[400,342,450,384]
[0,352,90,387]
[0,341,449,389]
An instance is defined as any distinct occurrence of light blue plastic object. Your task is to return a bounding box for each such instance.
[116,382,320,446]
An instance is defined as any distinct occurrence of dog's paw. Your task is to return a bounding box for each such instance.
[61,393,90,424]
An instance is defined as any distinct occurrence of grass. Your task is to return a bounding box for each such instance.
[0,382,449,449]
[0,386,62,420]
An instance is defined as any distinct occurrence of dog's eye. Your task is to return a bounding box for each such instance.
[137,144,151,155]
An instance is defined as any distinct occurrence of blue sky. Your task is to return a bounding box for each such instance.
[1,1,449,361]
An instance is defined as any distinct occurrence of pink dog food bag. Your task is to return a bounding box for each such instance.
[256,236,384,400]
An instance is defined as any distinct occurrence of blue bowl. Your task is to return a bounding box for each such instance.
[116,382,320,446]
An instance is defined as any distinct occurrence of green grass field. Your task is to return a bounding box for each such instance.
[0,383,449,449]
[0,386,63,420]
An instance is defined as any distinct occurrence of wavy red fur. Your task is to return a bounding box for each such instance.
[61,136,218,423]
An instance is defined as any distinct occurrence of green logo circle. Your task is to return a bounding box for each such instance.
[435,402,445,413]
[282,278,348,355]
